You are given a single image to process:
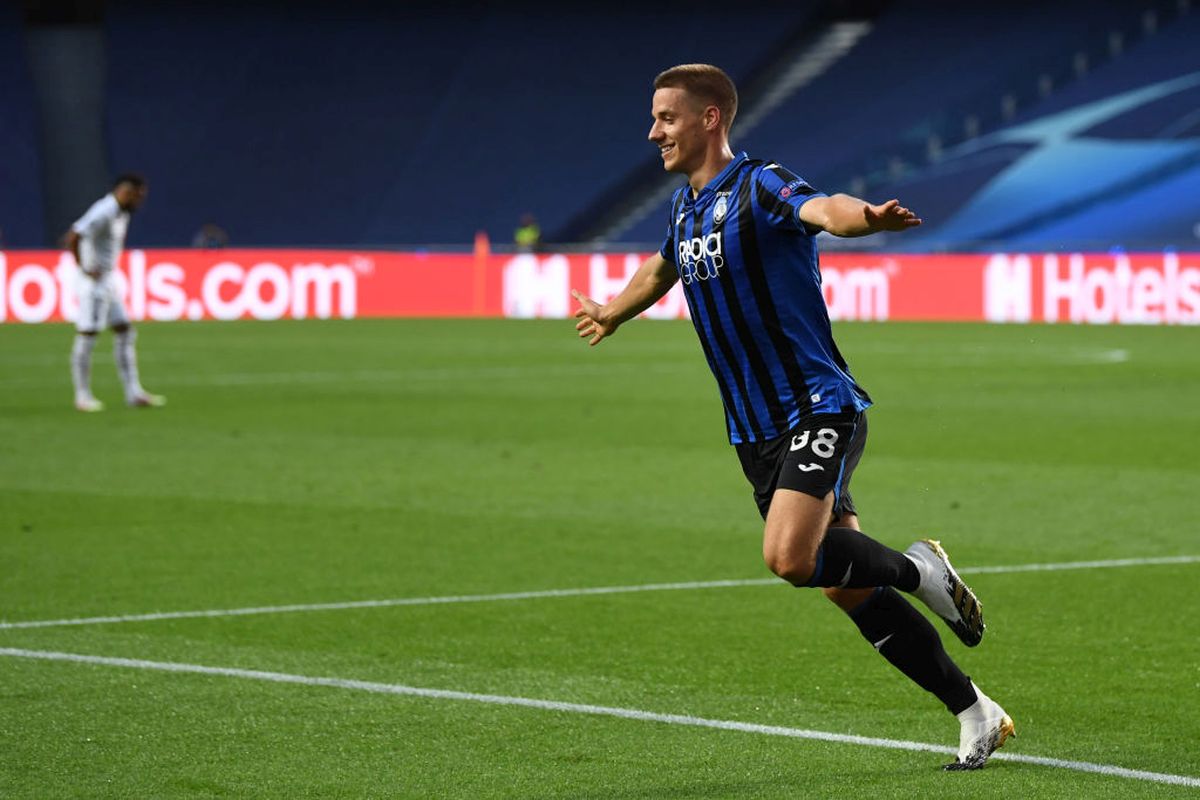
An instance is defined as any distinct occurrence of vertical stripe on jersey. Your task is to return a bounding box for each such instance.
[678,271,739,440]
[681,204,757,440]
[738,178,815,419]
[670,189,746,437]
[689,227,766,438]
[666,190,686,262]
[726,177,802,421]
[701,193,788,434]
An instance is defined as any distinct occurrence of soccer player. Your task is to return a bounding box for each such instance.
[64,174,165,412]
[572,64,1013,770]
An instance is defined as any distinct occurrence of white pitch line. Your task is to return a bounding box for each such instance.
[0,362,697,389]
[1,647,1196,789]
[0,579,777,630]
[960,555,1200,575]
[1,555,1196,632]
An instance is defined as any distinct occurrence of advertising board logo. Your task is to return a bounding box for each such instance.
[984,252,1200,324]
[0,251,358,323]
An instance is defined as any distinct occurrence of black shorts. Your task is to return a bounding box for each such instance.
[734,410,867,520]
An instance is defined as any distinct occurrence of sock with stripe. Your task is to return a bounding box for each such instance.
[804,527,920,591]
[849,586,977,714]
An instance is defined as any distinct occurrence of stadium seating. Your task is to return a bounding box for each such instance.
[619,1,1145,243]
[619,2,1199,250]
[879,9,1200,251]
[102,1,820,247]
[9,1,1194,250]
[747,2,1138,180]
[0,7,45,247]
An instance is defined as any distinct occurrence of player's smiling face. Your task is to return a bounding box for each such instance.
[648,87,708,176]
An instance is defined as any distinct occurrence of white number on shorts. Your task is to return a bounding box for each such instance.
[812,428,839,458]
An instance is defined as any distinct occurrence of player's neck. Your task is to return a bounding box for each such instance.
[687,143,736,196]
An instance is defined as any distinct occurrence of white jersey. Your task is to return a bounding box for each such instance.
[72,193,129,274]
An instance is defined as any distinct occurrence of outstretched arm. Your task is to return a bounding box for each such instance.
[572,252,678,346]
[799,195,922,238]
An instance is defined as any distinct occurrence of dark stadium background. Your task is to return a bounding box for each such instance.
[4,0,1198,252]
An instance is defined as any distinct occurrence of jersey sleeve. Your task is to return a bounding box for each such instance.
[71,197,115,236]
[753,165,825,232]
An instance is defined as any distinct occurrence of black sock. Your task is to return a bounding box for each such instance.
[849,587,977,714]
[804,527,920,591]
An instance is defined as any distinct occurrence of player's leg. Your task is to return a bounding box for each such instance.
[112,323,165,407]
[746,416,1013,768]
[819,514,876,610]
[761,489,919,589]
[108,281,164,408]
[833,579,1014,769]
[778,412,985,646]
[71,274,105,411]
[824,515,1013,769]
[804,503,989,724]
[71,332,102,411]
[823,512,975,726]
[757,412,919,591]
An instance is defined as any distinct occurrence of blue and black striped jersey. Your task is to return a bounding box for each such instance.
[659,151,871,444]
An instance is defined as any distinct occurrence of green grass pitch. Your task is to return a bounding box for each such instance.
[1,318,1198,799]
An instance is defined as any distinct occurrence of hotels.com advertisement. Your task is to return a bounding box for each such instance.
[1,249,1198,325]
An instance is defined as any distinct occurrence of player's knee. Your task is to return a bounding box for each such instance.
[763,549,817,587]
[113,323,132,334]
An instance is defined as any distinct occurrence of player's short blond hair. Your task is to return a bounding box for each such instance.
[653,64,738,132]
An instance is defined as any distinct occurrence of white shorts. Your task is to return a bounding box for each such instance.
[74,270,130,332]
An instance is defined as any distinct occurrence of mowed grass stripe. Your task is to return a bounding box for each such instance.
[2,554,1195,630]
[2,647,1197,789]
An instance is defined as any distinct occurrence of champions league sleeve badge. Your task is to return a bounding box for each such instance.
[780,179,810,199]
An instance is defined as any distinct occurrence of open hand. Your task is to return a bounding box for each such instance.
[572,290,618,346]
[865,199,922,232]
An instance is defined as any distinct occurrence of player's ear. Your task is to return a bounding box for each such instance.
[704,105,721,132]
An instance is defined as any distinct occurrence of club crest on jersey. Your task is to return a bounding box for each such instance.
[713,195,728,224]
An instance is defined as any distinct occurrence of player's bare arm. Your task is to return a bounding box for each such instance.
[799,195,922,237]
[62,230,93,276]
[572,252,678,346]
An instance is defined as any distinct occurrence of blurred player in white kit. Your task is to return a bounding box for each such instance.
[63,174,165,412]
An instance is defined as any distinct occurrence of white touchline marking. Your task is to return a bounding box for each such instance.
[0,579,774,630]
[959,555,1199,574]
[175,363,661,387]
[0,647,1196,788]
[1094,348,1130,363]
[0,362,697,389]
[846,343,1132,366]
[0,556,1196,631]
